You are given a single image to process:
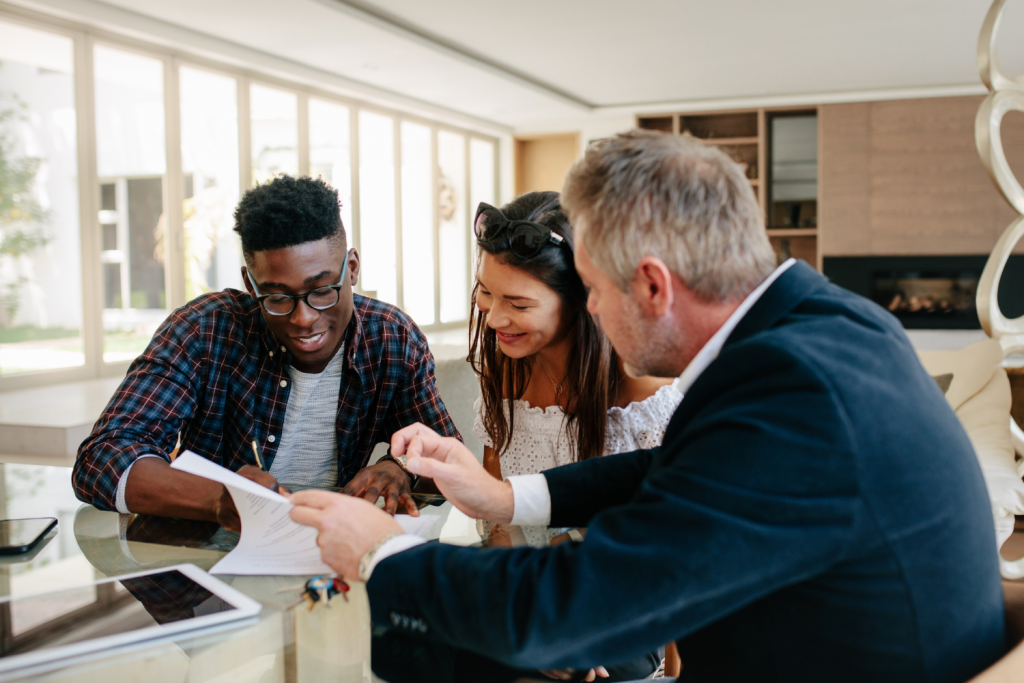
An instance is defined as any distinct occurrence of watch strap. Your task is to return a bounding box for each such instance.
[359,531,403,582]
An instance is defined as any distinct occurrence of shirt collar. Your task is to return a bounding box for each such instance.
[675,259,796,395]
[344,295,365,367]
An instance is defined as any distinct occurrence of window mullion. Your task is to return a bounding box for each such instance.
[432,127,441,323]
[350,109,362,293]
[393,118,404,311]
[464,135,472,324]
[298,93,310,176]
[164,55,187,311]
[76,32,103,376]
[238,76,252,195]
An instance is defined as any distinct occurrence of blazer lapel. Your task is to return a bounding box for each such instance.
[723,260,827,351]
[658,261,829,449]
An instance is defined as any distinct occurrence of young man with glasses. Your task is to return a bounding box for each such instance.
[74,175,459,530]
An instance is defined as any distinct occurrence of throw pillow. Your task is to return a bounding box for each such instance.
[918,339,1024,550]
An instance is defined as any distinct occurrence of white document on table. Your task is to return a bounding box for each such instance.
[171,451,330,575]
[171,450,434,575]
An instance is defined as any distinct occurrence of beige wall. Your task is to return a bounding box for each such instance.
[820,95,1024,257]
[514,133,580,196]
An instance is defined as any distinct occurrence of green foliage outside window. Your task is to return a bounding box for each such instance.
[0,93,51,327]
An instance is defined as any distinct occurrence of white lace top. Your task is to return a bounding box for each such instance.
[472,378,684,546]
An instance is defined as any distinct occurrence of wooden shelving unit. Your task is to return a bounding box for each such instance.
[637,107,821,271]
[704,137,760,146]
[766,228,817,237]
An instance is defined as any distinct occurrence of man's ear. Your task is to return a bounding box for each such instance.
[347,248,361,288]
[241,266,255,296]
[632,256,675,317]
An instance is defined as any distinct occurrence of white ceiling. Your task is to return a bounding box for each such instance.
[26,0,1024,130]
[358,0,1024,106]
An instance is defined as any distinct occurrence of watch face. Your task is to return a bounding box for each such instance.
[383,456,416,482]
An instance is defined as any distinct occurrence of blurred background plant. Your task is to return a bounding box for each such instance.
[0,92,52,328]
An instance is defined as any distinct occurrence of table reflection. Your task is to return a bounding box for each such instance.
[0,464,90,598]
[124,516,224,548]
[119,571,219,626]
[0,460,480,681]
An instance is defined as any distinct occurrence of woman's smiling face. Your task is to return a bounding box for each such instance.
[475,251,566,359]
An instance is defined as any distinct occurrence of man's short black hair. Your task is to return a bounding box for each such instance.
[233,175,345,259]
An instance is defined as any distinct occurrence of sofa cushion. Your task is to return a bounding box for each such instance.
[430,344,483,461]
[918,339,1024,548]
[918,339,1005,411]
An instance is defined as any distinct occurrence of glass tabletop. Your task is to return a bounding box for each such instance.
[0,461,475,683]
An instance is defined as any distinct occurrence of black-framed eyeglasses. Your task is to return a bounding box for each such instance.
[474,202,569,259]
[249,251,350,316]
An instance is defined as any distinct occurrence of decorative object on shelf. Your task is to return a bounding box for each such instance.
[776,238,792,265]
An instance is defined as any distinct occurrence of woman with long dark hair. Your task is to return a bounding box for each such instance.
[465,191,678,681]
[470,190,683,548]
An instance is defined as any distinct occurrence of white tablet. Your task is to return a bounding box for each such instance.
[0,563,261,680]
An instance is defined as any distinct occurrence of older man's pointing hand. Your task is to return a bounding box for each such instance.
[288,490,402,580]
[393,422,515,524]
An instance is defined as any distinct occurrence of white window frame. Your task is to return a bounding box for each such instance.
[0,4,500,391]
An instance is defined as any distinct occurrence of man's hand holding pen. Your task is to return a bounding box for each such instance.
[213,465,290,531]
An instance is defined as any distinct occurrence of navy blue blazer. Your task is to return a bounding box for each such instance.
[369,262,1005,682]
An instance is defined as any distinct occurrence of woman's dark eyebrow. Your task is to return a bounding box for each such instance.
[504,295,538,302]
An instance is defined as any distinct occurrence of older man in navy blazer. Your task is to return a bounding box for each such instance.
[290,131,1005,682]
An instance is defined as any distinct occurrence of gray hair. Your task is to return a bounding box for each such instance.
[561,130,777,302]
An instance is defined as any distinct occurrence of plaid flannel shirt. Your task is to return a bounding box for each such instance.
[74,290,460,511]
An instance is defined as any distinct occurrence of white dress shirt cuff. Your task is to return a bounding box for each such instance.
[509,473,552,526]
[364,534,427,579]
[115,454,164,514]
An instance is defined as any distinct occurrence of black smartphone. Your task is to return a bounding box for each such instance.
[0,518,57,555]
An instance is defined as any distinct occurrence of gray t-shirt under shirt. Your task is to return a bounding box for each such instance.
[269,348,344,488]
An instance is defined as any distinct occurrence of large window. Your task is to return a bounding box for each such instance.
[401,122,435,325]
[0,21,84,375]
[93,45,168,363]
[469,137,497,277]
[0,9,500,389]
[180,67,242,297]
[309,99,352,243]
[358,111,398,306]
[250,84,297,185]
[438,131,469,324]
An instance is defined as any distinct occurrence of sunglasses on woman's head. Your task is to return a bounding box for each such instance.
[474,203,569,260]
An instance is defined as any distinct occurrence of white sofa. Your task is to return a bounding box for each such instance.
[917,339,1024,578]
[430,344,483,462]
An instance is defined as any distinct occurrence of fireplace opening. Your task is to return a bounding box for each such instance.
[873,272,978,326]
[824,256,1024,330]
